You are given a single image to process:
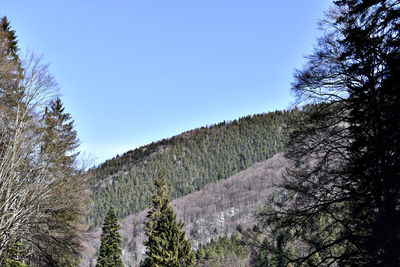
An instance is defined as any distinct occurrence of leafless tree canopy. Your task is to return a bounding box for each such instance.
[246,1,400,266]
[0,27,88,266]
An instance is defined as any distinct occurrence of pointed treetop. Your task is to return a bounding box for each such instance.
[0,16,19,60]
[142,172,195,267]
[96,206,123,267]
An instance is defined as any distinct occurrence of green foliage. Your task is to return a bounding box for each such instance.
[88,110,295,225]
[3,260,29,267]
[0,16,22,108]
[142,173,195,267]
[42,98,79,170]
[1,242,29,267]
[96,207,123,267]
[195,234,246,267]
[0,16,19,59]
[255,231,294,267]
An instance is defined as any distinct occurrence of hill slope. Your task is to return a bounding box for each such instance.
[87,110,295,225]
[82,153,287,266]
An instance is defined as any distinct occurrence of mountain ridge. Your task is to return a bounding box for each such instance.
[81,153,288,266]
[87,109,296,226]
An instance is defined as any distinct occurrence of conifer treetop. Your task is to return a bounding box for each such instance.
[142,173,195,267]
[96,206,123,267]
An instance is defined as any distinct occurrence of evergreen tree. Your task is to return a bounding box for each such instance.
[33,97,85,265]
[96,207,123,267]
[0,16,22,108]
[142,173,195,267]
[255,0,400,265]
[0,16,19,59]
[42,97,79,170]
[195,234,246,267]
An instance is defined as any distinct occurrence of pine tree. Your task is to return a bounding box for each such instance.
[0,16,19,59]
[34,97,85,265]
[142,173,195,267]
[42,97,79,171]
[0,16,22,108]
[96,207,123,267]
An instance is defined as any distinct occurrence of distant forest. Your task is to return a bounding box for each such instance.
[87,110,297,225]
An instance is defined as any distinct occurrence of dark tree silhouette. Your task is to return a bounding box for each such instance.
[252,1,400,266]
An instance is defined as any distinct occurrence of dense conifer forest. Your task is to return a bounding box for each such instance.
[87,110,296,226]
[195,234,247,267]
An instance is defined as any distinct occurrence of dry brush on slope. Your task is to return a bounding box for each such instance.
[88,110,294,226]
[80,153,287,266]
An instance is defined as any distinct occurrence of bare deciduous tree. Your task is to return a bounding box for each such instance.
[246,1,400,266]
[0,49,88,265]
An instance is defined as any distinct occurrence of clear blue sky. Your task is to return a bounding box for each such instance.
[1,0,332,165]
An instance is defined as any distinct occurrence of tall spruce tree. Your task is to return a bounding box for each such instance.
[253,0,400,266]
[96,207,123,267]
[34,97,86,265]
[0,16,22,108]
[142,173,195,267]
[0,17,19,59]
[42,97,79,170]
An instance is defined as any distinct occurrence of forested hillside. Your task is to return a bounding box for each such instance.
[88,110,296,225]
[81,153,287,266]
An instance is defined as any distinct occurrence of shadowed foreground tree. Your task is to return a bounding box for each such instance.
[142,173,195,267]
[96,207,123,267]
[246,1,400,266]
